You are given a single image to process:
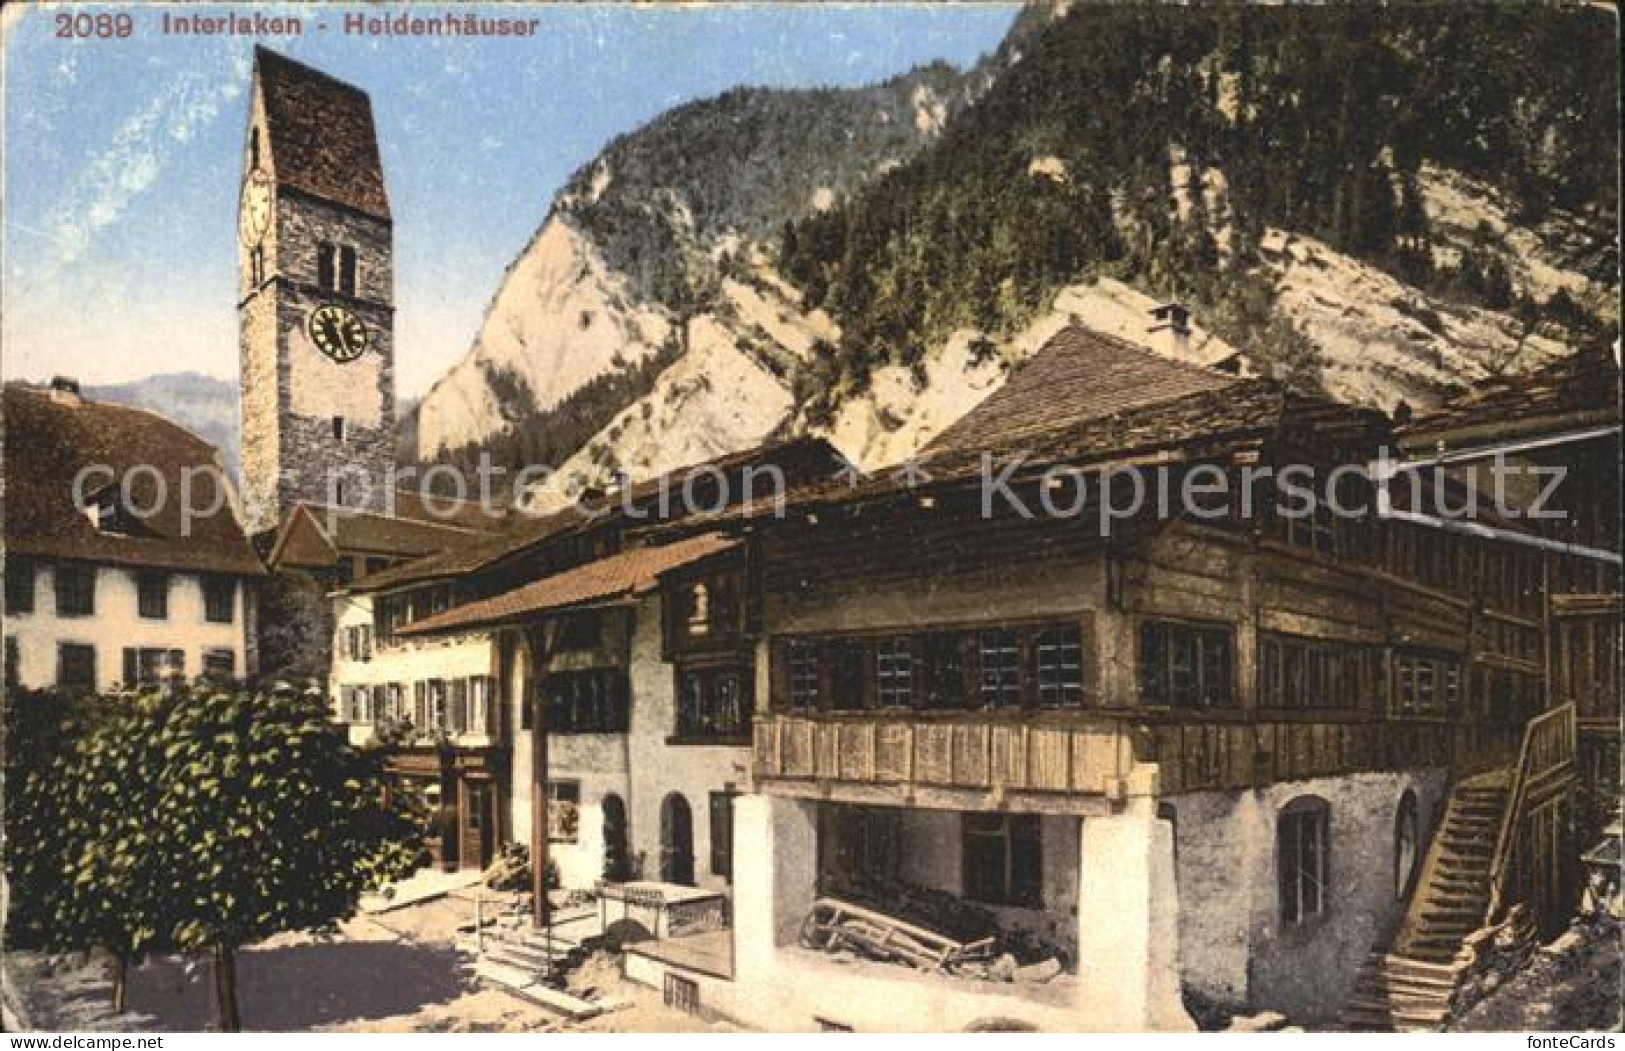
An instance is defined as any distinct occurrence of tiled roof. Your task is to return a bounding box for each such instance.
[1400,345,1622,449]
[924,325,1236,456]
[346,504,596,592]
[256,48,389,220]
[399,533,739,635]
[681,379,1388,524]
[3,387,263,576]
[349,436,843,593]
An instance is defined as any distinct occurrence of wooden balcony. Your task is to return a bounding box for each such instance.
[753,713,1148,813]
[753,710,1526,808]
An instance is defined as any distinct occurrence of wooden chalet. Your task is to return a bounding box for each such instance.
[621,326,1597,1032]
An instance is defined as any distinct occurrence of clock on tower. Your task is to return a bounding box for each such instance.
[237,47,395,537]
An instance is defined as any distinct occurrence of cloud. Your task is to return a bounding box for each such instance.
[42,55,249,277]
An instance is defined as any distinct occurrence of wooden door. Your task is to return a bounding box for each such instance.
[660,793,695,886]
[461,780,494,871]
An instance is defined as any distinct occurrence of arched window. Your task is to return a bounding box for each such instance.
[1394,790,1420,900]
[1278,796,1330,924]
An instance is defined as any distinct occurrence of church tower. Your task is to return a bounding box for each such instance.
[238,47,395,537]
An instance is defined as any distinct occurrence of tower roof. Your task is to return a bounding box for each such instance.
[254,47,390,220]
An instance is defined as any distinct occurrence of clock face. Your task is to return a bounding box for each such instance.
[238,169,272,246]
[307,305,369,363]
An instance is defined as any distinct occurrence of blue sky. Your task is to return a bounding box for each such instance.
[2,2,1019,396]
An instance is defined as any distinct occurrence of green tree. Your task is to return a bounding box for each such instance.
[3,688,164,1013]
[4,685,418,1028]
[147,685,419,1030]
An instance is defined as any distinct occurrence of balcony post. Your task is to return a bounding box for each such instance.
[1076,799,1192,1030]
[732,793,818,980]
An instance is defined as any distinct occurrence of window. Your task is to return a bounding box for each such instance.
[549,668,630,733]
[123,647,182,686]
[1034,627,1083,708]
[332,416,347,442]
[57,643,97,691]
[686,583,711,636]
[429,679,448,730]
[1258,635,1368,710]
[1278,798,1330,924]
[464,677,487,734]
[5,556,35,614]
[676,664,751,740]
[547,781,581,842]
[317,242,336,290]
[250,246,264,286]
[203,576,235,623]
[136,572,169,620]
[709,790,737,880]
[777,621,1094,712]
[344,686,371,724]
[5,635,19,690]
[339,245,357,296]
[1139,621,1234,708]
[875,638,914,708]
[978,630,1021,709]
[54,565,96,618]
[202,648,236,682]
[1392,650,1461,716]
[787,641,820,712]
[962,813,1042,908]
[449,678,469,732]
[1395,791,1419,900]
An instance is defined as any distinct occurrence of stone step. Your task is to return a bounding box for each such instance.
[484,940,574,970]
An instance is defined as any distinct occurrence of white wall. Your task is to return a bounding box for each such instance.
[514,594,751,893]
[1164,768,1450,1023]
[329,590,497,748]
[6,561,247,690]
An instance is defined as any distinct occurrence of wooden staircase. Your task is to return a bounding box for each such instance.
[1342,703,1579,1031]
[1341,774,1510,1030]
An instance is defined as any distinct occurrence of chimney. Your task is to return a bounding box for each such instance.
[48,376,82,405]
[1148,302,1191,360]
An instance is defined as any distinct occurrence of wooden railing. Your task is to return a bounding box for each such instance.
[753,711,1526,800]
[1487,703,1578,921]
[753,714,1142,797]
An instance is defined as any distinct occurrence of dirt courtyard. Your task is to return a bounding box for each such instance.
[4,894,726,1033]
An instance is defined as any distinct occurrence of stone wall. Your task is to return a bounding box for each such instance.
[1164,769,1451,1024]
[239,180,396,535]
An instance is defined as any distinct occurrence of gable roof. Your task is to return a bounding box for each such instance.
[255,48,389,220]
[924,325,1236,456]
[265,503,482,571]
[398,533,739,636]
[675,379,1389,528]
[3,386,263,576]
[349,436,845,594]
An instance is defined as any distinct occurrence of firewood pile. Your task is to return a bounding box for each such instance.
[801,897,998,973]
[800,886,1068,984]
